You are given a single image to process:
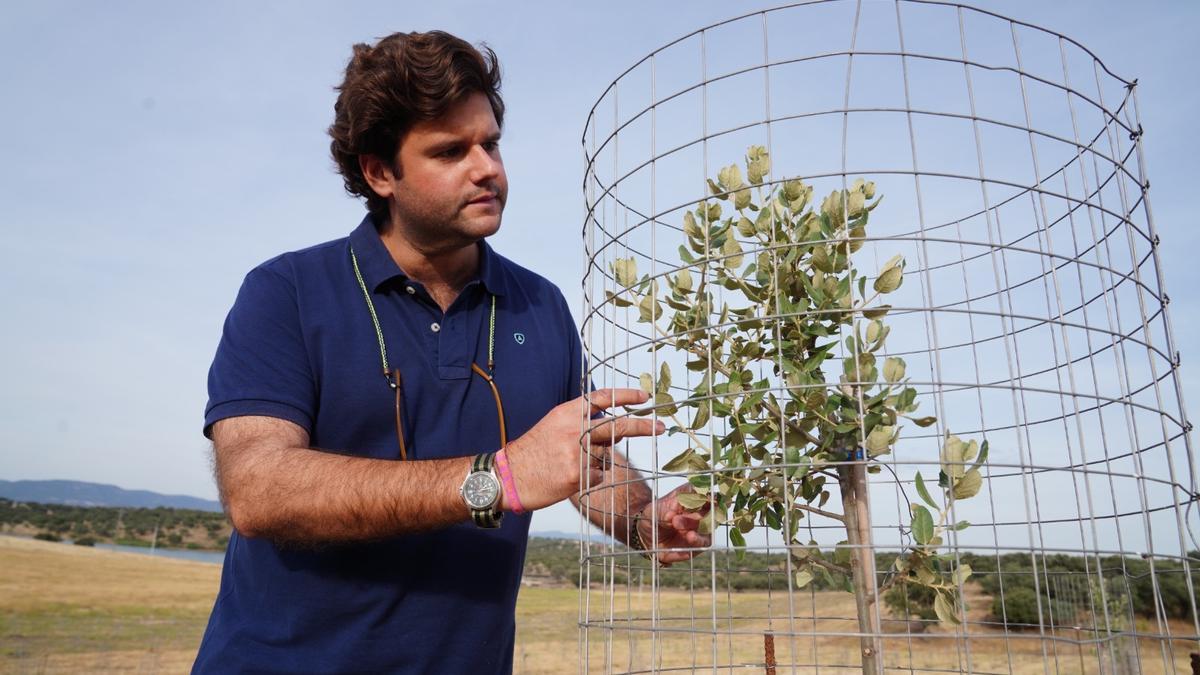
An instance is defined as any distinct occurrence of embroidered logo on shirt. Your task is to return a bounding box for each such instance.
[513,332,526,345]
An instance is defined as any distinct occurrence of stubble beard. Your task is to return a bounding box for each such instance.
[390,188,505,257]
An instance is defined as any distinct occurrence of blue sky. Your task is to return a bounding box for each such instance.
[1,1,1196,535]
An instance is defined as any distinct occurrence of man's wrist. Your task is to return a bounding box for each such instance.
[493,447,525,514]
[628,509,655,563]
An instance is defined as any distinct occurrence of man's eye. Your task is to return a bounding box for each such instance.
[437,147,464,159]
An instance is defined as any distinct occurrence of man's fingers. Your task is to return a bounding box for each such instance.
[671,512,702,531]
[585,389,650,413]
[587,415,664,445]
[587,445,611,469]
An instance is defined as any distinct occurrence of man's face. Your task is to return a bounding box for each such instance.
[386,92,507,251]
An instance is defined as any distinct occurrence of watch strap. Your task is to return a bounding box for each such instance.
[468,452,503,528]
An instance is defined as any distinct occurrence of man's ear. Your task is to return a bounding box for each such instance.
[360,154,397,200]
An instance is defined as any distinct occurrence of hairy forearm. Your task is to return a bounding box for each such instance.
[214,418,473,545]
[572,448,652,546]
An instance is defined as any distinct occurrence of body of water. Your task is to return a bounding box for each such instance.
[93,542,225,564]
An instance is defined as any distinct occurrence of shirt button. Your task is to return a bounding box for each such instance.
[405,286,415,295]
[430,322,441,333]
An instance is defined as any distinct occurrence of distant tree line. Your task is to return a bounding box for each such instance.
[566,540,1198,627]
[0,498,230,550]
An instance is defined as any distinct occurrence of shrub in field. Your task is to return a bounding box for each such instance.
[990,586,1076,629]
[884,582,939,623]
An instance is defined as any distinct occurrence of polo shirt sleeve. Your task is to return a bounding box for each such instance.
[203,264,316,438]
[557,288,587,402]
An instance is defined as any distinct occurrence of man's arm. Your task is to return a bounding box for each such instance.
[571,448,649,547]
[213,415,475,543]
[214,389,661,546]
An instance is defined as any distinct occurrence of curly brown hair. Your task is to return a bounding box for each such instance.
[328,31,504,219]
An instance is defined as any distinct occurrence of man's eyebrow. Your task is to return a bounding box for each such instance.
[424,131,502,152]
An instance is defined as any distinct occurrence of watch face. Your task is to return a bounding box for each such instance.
[463,472,499,509]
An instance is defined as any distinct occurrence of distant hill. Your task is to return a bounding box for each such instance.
[0,480,222,512]
[530,529,610,543]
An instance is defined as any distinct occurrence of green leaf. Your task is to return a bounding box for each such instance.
[811,245,833,273]
[690,401,711,430]
[941,434,967,479]
[865,425,893,455]
[883,356,906,383]
[952,468,982,500]
[729,527,745,550]
[657,362,672,394]
[736,216,756,237]
[952,520,971,531]
[662,449,695,472]
[678,244,696,265]
[862,305,891,319]
[734,189,752,210]
[865,319,883,344]
[746,147,770,184]
[638,373,654,396]
[612,257,637,288]
[676,491,709,510]
[972,439,990,472]
[706,202,722,222]
[911,504,934,545]
[722,236,744,269]
[718,163,745,191]
[873,264,904,294]
[794,568,814,589]
[754,205,773,234]
[654,391,678,416]
[934,592,961,626]
[674,268,694,294]
[604,290,634,308]
[638,294,660,323]
[914,472,938,509]
[683,211,701,240]
[954,563,973,586]
[963,439,979,463]
[847,190,865,217]
[912,416,937,428]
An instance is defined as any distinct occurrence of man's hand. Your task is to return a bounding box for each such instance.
[637,484,713,566]
[503,389,665,512]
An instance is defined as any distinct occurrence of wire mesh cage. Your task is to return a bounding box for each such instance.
[578,1,1199,673]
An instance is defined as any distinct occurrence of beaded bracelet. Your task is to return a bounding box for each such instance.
[629,512,657,564]
[493,448,525,515]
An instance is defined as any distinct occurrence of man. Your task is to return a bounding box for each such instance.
[194,30,708,673]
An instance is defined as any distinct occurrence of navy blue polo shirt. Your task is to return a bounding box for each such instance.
[194,214,583,674]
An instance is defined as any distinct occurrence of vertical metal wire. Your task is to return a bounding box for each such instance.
[1055,34,1129,671]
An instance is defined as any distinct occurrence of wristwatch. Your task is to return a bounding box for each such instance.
[460,452,503,528]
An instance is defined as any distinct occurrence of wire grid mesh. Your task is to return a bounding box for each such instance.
[578,1,1198,673]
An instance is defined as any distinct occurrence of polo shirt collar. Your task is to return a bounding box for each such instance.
[348,213,508,297]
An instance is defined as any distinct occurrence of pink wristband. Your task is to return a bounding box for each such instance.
[494,448,525,515]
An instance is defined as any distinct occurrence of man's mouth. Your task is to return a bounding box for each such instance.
[468,192,499,206]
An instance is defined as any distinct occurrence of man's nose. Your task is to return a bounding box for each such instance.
[468,145,502,184]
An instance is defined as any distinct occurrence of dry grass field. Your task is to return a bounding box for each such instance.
[2,536,1195,674]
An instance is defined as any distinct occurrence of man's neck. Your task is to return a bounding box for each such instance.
[378,220,480,313]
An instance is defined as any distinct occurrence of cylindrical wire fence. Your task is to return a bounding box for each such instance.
[579,2,1198,674]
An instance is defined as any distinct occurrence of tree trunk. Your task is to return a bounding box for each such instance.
[839,461,884,675]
